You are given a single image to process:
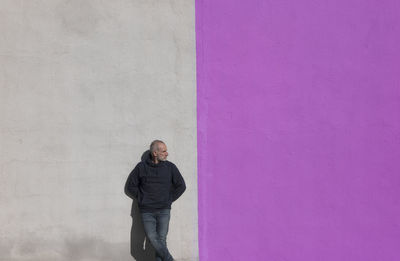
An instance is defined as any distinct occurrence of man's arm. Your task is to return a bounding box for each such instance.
[125,164,140,199]
[171,163,186,202]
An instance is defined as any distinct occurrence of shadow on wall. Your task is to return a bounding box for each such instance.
[130,199,156,261]
[128,150,156,261]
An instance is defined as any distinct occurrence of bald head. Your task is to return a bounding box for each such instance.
[150,140,164,154]
[150,140,168,163]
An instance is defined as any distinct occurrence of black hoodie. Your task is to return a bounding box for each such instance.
[125,151,186,213]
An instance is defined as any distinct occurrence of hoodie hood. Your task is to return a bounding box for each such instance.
[141,150,166,168]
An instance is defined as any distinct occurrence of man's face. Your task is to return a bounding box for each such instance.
[155,143,168,161]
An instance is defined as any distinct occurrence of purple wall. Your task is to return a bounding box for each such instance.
[196,0,400,260]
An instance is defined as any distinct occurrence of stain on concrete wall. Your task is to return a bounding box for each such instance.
[0,1,198,260]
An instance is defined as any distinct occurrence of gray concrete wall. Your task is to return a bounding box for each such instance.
[0,0,198,260]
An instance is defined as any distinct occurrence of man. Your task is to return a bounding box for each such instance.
[125,140,186,261]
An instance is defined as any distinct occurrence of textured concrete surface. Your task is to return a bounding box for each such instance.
[196,0,400,260]
[0,0,198,260]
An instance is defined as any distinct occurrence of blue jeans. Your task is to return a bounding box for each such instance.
[141,209,173,261]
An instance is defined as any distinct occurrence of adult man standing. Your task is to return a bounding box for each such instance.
[125,140,186,261]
